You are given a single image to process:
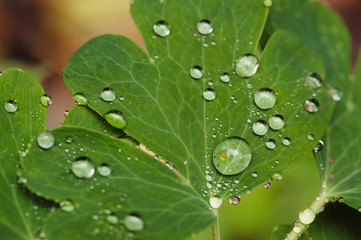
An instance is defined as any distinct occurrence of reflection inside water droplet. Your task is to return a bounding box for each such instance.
[190,66,203,79]
[197,19,213,35]
[72,157,95,179]
[153,20,171,37]
[4,100,18,113]
[254,88,276,110]
[100,87,116,102]
[235,54,259,78]
[37,131,55,150]
[252,120,268,136]
[203,88,216,101]
[304,99,319,113]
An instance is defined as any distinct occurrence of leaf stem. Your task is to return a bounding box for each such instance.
[285,190,328,240]
[212,209,221,240]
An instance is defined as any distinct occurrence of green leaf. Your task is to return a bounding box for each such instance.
[0,69,50,239]
[21,126,216,240]
[63,0,334,201]
[263,0,351,90]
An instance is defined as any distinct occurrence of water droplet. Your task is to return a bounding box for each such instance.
[254,88,276,110]
[252,120,268,136]
[97,164,111,177]
[264,182,271,189]
[235,54,259,78]
[264,0,272,7]
[153,20,170,37]
[308,134,315,141]
[304,99,319,113]
[4,100,18,113]
[37,131,55,150]
[60,200,74,212]
[104,110,126,129]
[251,172,258,178]
[40,94,53,107]
[269,114,284,130]
[72,157,95,179]
[190,66,203,79]
[203,88,216,101]
[314,140,324,152]
[209,196,223,209]
[272,173,282,181]
[106,214,119,224]
[229,196,241,205]
[282,137,291,146]
[197,19,213,35]
[205,175,213,181]
[306,73,322,88]
[265,139,276,150]
[64,110,69,117]
[124,215,144,232]
[328,88,342,101]
[100,87,116,102]
[299,208,315,224]
[220,73,230,83]
[212,137,252,176]
[74,93,87,105]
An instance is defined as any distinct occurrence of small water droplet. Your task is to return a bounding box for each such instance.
[308,134,315,141]
[4,100,18,113]
[64,110,69,117]
[100,87,116,102]
[104,110,126,129]
[203,88,216,101]
[252,120,268,136]
[299,208,315,224]
[74,93,87,105]
[328,88,342,101]
[254,88,276,110]
[264,182,271,189]
[72,157,95,179]
[269,114,284,130]
[37,131,55,150]
[124,215,144,232]
[314,140,324,152]
[205,175,213,181]
[246,83,253,89]
[220,73,230,83]
[282,137,291,146]
[306,73,322,88]
[235,54,259,78]
[190,66,203,79]
[60,200,74,212]
[265,139,276,150]
[66,136,73,143]
[252,172,258,178]
[272,173,282,181]
[209,196,223,209]
[264,0,272,7]
[97,164,111,177]
[304,99,319,113]
[153,20,170,37]
[40,94,53,107]
[212,137,252,175]
[197,19,213,35]
[106,214,119,224]
[229,196,241,205]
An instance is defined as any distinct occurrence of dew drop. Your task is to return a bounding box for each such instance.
[254,88,276,110]
[72,157,95,179]
[190,66,203,79]
[197,19,213,35]
[37,131,55,150]
[304,99,319,113]
[306,73,322,88]
[264,0,272,7]
[282,137,291,146]
[64,110,69,117]
[205,175,213,181]
[124,215,144,232]
[269,114,284,130]
[97,164,111,177]
[264,182,271,189]
[220,73,230,83]
[252,120,268,136]
[272,173,282,181]
[100,87,116,102]
[212,137,252,176]
[203,88,216,101]
[106,214,119,224]
[60,200,74,212]
[209,196,223,209]
[235,54,259,78]
[328,88,342,101]
[252,172,258,178]
[74,93,87,105]
[308,134,315,141]
[229,196,241,205]
[40,94,53,107]
[4,100,18,113]
[153,20,170,37]
[265,139,276,150]
[299,208,316,224]
[104,110,126,129]
[314,140,324,152]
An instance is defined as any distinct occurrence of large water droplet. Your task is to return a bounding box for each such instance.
[100,87,116,102]
[37,131,55,150]
[124,215,144,232]
[299,208,315,224]
[72,157,95,179]
[306,73,322,88]
[197,19,213,35]
[264,0,272,7]
[252,120,268,136]
[282,137,291,146]
[209,196,223,209]
[203,88,216,101]
[269,114,284,130]
[97,164,111,177]
[265,139,276,150]
[40,94,53,107]
[314,140,324,152]
[190,66,203,79]
[60,200,74,212]
[74,93,87,105]
[304,99,319,113]
[104,110,126,129]
[235,54,259,78]
[254,88,276,109]
[153,20,170,37]
[220,73,230,83]
[212,137,252,175]
[229,196,241,205]
[4,100,18,113]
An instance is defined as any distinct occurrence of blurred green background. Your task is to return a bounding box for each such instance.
[0,0,359,239]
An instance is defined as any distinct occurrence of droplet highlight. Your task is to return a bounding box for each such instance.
[235,54,259,78]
